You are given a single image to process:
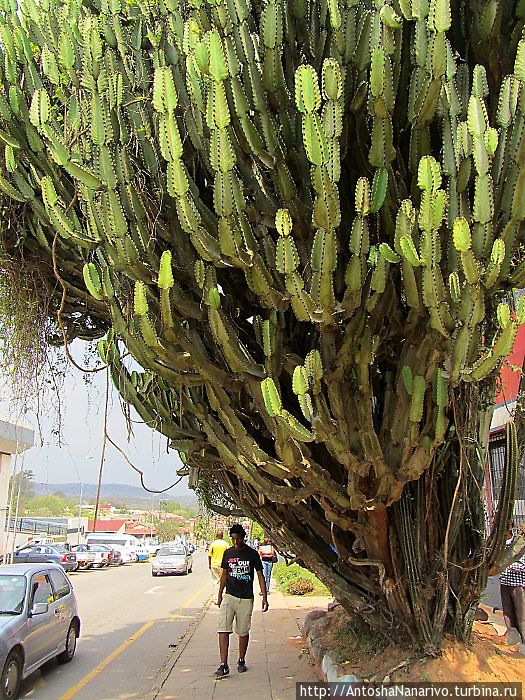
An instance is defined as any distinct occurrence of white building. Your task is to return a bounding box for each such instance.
[0,417,34,555]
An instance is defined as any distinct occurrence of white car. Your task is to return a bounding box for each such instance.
[109,545,136,564]
[71,545,109,569]
[151,546,193,576]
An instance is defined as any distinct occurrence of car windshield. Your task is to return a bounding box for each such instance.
[158,548,185,556]
[0,575,26,614]
[53,545,67,552]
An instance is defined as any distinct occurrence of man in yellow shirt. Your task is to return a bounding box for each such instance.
[208,531,229,589]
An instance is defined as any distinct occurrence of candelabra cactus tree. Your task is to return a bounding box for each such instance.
[1,0,524,651]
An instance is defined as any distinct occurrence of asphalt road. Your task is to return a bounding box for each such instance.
[18,552,212,700]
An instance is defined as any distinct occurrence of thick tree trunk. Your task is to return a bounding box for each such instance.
[200,384,504,654]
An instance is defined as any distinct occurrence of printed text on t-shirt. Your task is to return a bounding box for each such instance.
[228,558,251,581]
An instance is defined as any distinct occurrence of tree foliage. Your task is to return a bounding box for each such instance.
[9,469,35,512]
[24,494,72,516]
[0,0,524,650]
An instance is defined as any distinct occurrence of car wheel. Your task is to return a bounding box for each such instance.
[57,622,77,664]
[1,650,22,700]
[152,571,158,576]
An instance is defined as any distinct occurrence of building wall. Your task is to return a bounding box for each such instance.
[0,454,10,556]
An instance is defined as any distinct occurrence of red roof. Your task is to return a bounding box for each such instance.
[87,519,126,533]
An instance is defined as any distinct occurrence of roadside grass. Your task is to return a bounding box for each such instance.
[273,562,330,596]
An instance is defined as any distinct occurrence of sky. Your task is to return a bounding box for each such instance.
[0,340,192,498]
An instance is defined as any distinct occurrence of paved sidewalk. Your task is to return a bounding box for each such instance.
[154,583,325,699]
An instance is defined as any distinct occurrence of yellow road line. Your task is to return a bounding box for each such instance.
[60,582,211,700]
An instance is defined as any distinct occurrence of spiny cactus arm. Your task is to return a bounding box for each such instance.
[99,335,204,441]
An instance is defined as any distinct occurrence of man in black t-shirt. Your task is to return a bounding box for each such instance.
[215,523,268,678]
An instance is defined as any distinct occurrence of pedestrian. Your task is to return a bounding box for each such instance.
[258,536,276,595]
[215,523,268,678]
[208,530,229,590]
[500,523,525,646]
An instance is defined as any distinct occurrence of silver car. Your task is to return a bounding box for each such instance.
[151,546,193,576]
[0,564,81,699]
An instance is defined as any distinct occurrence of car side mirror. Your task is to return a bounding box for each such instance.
[30,603,48,617]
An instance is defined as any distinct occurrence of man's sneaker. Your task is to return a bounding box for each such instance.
[237,658,247,673]
[214,664,229,679]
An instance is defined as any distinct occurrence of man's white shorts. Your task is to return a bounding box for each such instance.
[217,593,254,637]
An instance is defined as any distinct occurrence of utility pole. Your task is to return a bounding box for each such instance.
[78,456,93,545]
[77,481,83,545]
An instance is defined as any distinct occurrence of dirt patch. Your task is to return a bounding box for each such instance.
[315,608,525,682]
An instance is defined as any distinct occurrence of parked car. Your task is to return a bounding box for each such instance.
[71,545,108,569]
[93,545,123,566]
[100,546,122,566]
[68,546,95,571]
[135,544,149,563]
[151,546,193,577]
[12,545,77,573]
[105,545,135,564]
[0,563,80,698]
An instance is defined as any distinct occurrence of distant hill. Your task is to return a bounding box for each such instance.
[33,481,197,507]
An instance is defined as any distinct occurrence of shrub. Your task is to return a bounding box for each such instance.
[287,577,315,595]
[273,562,330,595]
